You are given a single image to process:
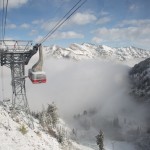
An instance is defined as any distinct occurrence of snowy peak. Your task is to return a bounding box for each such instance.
[44,43,150,61]
[97,45,114,52]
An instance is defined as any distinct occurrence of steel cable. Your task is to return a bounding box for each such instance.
[38,0,87,44]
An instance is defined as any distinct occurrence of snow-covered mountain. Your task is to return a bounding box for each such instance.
[129,58,150,102]
[129,58,150,149]
[0,101,94,150]
[44,43,150,61]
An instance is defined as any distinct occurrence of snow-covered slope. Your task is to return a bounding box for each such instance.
[0,102,137,150]
[0,102,94,150]
[129,58,150,102]
[129,58,150,149]
[44,43,150,61]
[0,105,59,150]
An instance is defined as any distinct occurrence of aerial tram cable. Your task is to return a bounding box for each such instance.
[1,0,5,40]
[2,0,4,38]
[3,0,8,40]
[2,0,6,41]
[39,0,82,44]
[31,0,65,32]
[0,0,8,101]
[39,0,87,44]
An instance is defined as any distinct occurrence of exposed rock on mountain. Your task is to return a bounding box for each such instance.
[44,43,150,61]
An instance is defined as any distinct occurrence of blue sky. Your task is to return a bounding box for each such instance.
[0,0,150,49]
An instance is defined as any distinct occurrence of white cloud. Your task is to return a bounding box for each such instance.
[93,26,149,41]
[97,16,111,25]
[52,31,84,39]
[41,20,58,31]
[92,37,103,44]
[68,12,97,25]
[135,38,150,49]
[118,19,150,27]
[6,24,17,29]
[41,11,97,31]
[32,19,44,25]
[0,0,28,9]
[54,0,70,2]
[29,30,38,36]
[34,31,83,43]
[53,0,70,6]
[99,10,109,16]
[34,35,43,43]
[20,23,30,29]
[129,4,139,11]
[92,25,150,48]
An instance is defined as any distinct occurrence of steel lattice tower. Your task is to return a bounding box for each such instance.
[0,40,38,113]
[11,63,28,111]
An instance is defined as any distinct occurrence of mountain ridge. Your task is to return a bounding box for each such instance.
[43,43,150,61]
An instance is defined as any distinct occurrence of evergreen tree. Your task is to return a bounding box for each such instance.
[96,130,104,150]
[136,126,141,136]
[83,110,87,115]
[113,117,120,128]
[47,102,58,128]
[57,126,66,144]
[38,103,58,129]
